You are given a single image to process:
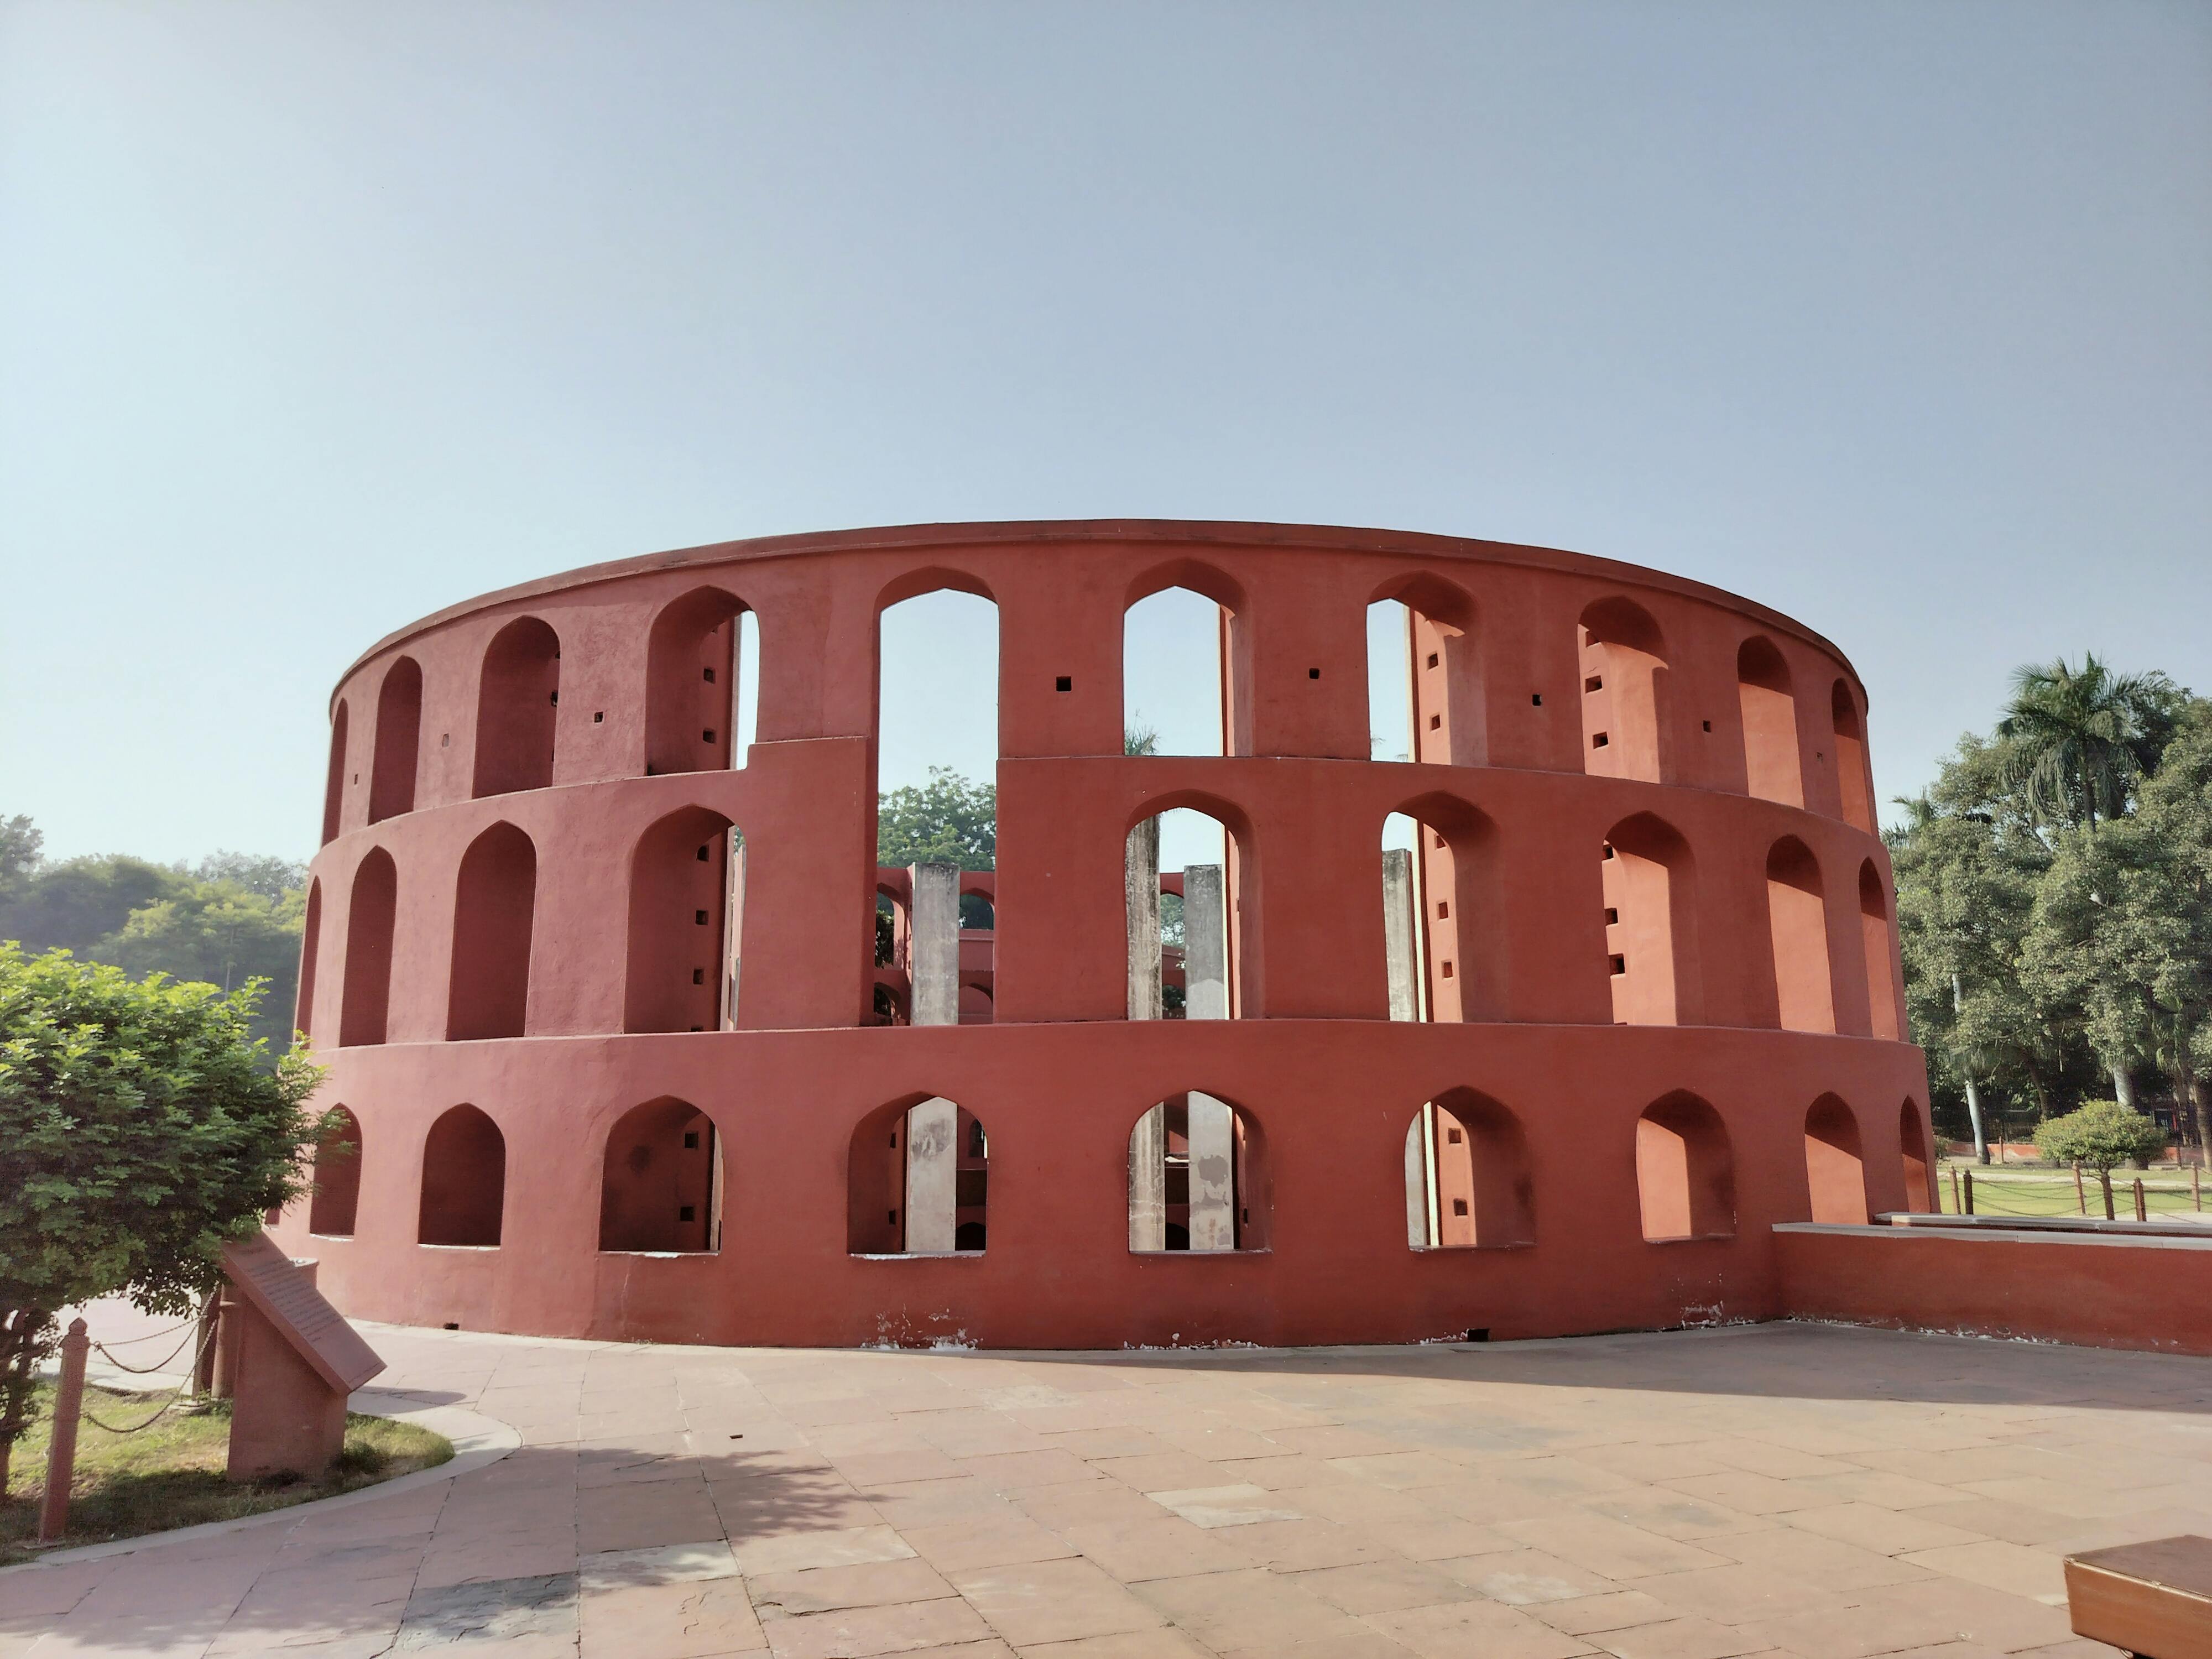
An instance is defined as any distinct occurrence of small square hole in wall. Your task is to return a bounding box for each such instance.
[1605,906,1619,924]
[1447,1128,1463,1144]
[1308,667,1321,680]
[1584,676,1603,693]
[1441,961,1454,978]
[1434,832,1446,849]
[889,1132,898,1149]
[1702,719,1712,732]
[703,666,716,683]
[1453,1199,1469,1217]
[1610,953,1627,974]
[888,1208,898,1225]
[690,1024,702,1031]
[1429,714,1442,731]
[443,1321,460,1331]
[549,690,559,706]
[594,711,604,723]
[1436,900,1449,919]
[1530,692,1542,706]
[1427,653,1439,669]
[679,1205,695,1222]
[1592,732,1610,748]
[1815,750,1824,761]
[684,1131,699,1149]
[1055,675,1072,692]
[697,844,711,861]
[441,733,450,747]
[702,728,716,743]
[692,968,705,984]
[695,909,709,925]
[1603,843,1616,860]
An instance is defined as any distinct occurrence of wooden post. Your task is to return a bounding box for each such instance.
[2195,1164,2201,1212]
[1949,1166,1963,1214]
[2074,1161,2086,1214]
[37,1318,88,1544]
[1963,1168,1975,1215]
[2133,1178,2148,1223]
[2100,1168,2115,1221]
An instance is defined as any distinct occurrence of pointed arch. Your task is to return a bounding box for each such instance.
[1833,680,1875,832]
[1860,859,1901,1041]
[308,1106,362,1238]
[296,879,322,1040]
[338,848,397,1047]
[1371,572,1485,767]
[1404,1089,1534,1249]
[1385,793,1505,1021]
[1900,1098,1934,1212]
[1736,636,1803,806]
[1579,597,1668,782]
[600,1097,723,1252]
[1125,560,1250,758]
[848,1093,989,1254]
[419,1104,505,1247]
[473,617,561,797]
[1602,813,1701,1025]
[1804,1094,1868,1224]
[1125,793,1255,1020]
[1128,1091,1270,1253]
[368,658,422,823]
[1766,836,1835,1033]
[321,701,349,845]
[447,822,537,1040]
[646,586,749,775]
[624,806,738,1034]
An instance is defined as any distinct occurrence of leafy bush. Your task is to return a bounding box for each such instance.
[2030,1099,2167,1173]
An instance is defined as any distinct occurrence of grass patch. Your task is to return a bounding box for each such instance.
[0,1383,451,1564]
[1934,1159,2210,1219]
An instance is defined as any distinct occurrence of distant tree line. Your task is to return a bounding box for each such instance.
[1891,656,2212,1161]
[0,816,307,1055]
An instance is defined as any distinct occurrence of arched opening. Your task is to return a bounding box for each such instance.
[1382,796,1504,1022]
[1803,1094,1868,1224]
[624,806,739,1035]
[447,822,536,1041]
[473,617,561,797]
[418,1104,505,1247]
[1127,803,1247,1020]
[295,879,321,1039]
[1833,681,1875,832]
[1636,1092,1735,1242]
[338,849,397,1047]
[1859,859,1901,1041]
[1371,574,1484,766]
[1766,837,1835,1033]
[1736,637,1802,806]
[1899,1098,1934,1213]
[1124,564,1246,757]
[1404,1089,1533,1249]
[1602,814,1699,1026]
[368,658,422,824]
[599,1097,723,1252]
[847,1096,988,1255]
[321,701,349,845]
[1129,1093,1269,1253]
[1579,598,1668,783]
[645,587,757,775]
[307,1106,362,1238]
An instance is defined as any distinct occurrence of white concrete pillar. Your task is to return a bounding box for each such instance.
[1185,864,1228,1021]
[721,830,744,1030]
[1404,1114,1431,1249]
[1383,848,1419,1022]
[909,863,961,1027]
[1129,1103,1166,1251]
[904,1097,958,1253]
[1126,819,1161,1020]
[1187,1090,1236,1251]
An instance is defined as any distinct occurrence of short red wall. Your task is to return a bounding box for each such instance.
[1774,1223,2212,1358]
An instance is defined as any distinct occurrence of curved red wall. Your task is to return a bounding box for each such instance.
[272,519,1931,1349]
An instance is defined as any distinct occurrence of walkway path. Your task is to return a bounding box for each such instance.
[7,1316,2207,1657]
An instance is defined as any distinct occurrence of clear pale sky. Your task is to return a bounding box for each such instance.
[3,2,2206,867]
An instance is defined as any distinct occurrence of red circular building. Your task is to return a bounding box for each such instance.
[272,520,1932,1349]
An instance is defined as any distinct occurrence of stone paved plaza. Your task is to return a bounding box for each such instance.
[7,1317,2209,1658]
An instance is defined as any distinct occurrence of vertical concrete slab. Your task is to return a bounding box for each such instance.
[721,831,744,1030]
[1404,1115,1431,1249]
[1383,848,1419,1022]
[1185,864,1228,1020]
[904,1097,958,1253]
[1129,1103,1166,1251]
[1187,1091,1236,1251]
[1126,818,1161,1020]
[910,863,961,1027]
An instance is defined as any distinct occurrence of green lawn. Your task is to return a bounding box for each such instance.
[0,1383,451,1563]
[1933,1160,2209,1220]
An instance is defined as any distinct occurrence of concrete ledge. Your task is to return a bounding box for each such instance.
[1876,1209,2212,1239]
[1774,1222,2212,1356]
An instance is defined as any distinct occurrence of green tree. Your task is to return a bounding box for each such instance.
[878,768,995,870]
[2032,1100,2168,1219]
[184,852,308,902]
[0,818,39,905]
[0,853,192,957]
[101,883,308,1052]
[1996,654,2180,833]
[0,946,325,1494]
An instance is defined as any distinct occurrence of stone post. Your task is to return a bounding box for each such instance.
[1383,848,1420,1022]
[1185,864,1228,1021]
[909,863,961,1027]
[1129,1103,1166,1251]
[1126,820,1161,1019]
[903,1097,959,1253]
[1187,1091,1237,1251]
[37,1319,88,1542]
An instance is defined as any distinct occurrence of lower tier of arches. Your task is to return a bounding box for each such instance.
[270,1020,1932,1349]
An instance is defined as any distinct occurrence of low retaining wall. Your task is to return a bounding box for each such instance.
[1773,1222,2212,1357]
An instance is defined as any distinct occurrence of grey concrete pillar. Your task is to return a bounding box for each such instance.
[721,830,744,1030]
[1383,848,1419,1022]
[1129,1103,1166,1251]
[1126,819,1161,1020]
[909,863,961,1027]
[1185,864,1228,1020]
[1187,1090,1236,1251]
[904,1097,958,1253]
[1404,1113,1431,1249]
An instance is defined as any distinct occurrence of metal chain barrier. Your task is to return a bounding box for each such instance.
[77,1317,220,1437]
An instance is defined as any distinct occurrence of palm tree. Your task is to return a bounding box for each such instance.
[1996,654,2179,832]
